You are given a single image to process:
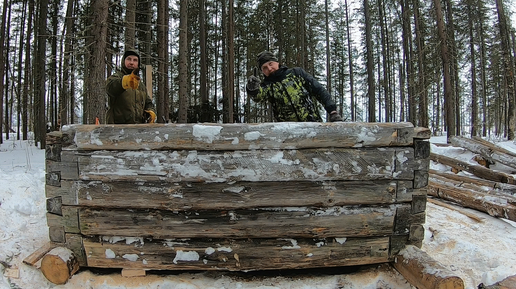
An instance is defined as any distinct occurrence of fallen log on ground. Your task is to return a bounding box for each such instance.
[429,169,516,195]
[430,152,516,184]
[428,174,516,221]
[393,245,464,289]
[450,136,516,171]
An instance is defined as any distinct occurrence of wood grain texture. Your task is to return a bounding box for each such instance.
[61,122,415,151]
[79,205,397,239]
[83,236,390,271]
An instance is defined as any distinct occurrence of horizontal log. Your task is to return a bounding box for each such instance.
[429,169,516,192]
[430,152,515,184]
[430,174,516,204]
[451,136,516,170]
[48,180,413,210]
[61,122,416,151]
[394,245,464,289]
[83,236,390,271]
[78,205,400,239]
[429,177,516,221]
[65,148,421,183]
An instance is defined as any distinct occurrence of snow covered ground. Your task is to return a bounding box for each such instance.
[0,134,515,289]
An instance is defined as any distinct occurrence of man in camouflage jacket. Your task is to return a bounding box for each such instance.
[105,49,156,124]
[246,51,342,122]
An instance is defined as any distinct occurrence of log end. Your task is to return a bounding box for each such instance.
[40,247,79,285]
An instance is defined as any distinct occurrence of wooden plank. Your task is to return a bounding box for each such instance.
[79,205,396,239]
[394,245,464,289]
[427,198,485,223]
[83,236,390,271]
[74,180,398,210]
[23,242,59,266]
[393,205,426,235]
[75,147,419,182]
[62,122,415,151]
[122,269,146,277]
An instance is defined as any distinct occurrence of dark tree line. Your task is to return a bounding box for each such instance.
[0,0,515,148]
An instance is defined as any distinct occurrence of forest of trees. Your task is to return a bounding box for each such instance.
[0,0,515,148]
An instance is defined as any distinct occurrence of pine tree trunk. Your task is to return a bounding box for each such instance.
[177,0,188,123]
[434,0,455,142]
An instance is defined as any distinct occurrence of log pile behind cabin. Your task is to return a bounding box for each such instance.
[45,122,430,271]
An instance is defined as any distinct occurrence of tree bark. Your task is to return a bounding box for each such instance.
[433,0,455,142]
[177,0,188,123]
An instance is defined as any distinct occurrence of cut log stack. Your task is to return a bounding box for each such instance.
[36,122,432,284]
[429,136,516,222]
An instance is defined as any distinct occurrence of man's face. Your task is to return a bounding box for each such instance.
[124,55,139,70]
[261,61,279,77]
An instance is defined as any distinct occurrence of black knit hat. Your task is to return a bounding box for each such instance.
[121,49,140,73]
[257,51,278,69]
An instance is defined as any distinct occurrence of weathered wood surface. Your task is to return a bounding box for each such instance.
[54,148,428,183]
[83,236,390,271]
[46,180,424,209]
[60,122,418,151]
[23,242,59,266]
[429,174,516,221]
[430,152,516,184]
[78,205,400,239]
[394,245,464,289]
[42,123,430,272]
[430,169,516,192]
[450,136,516,170]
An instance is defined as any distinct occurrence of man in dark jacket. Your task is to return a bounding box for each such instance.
[105,50,156,124]
[246,50,342,122]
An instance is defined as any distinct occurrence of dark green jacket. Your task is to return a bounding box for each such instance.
[105,70,154,124]
[248,66,337,122]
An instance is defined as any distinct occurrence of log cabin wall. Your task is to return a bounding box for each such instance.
[45,122,430,271]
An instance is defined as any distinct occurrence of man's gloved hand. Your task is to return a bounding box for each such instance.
[122,69,140,90]
[144,110,157,123]
[329,111,343,122]
[246,75,261,92]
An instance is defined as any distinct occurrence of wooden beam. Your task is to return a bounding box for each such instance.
[393,245,464,289]
[61,122,416,151]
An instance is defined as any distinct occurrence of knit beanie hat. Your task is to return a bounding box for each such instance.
[122,49,140,73]
[257,51,278,69]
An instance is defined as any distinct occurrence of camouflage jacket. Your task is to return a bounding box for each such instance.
[248,66,336,122]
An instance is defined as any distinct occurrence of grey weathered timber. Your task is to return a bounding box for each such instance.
[42,122,430,272]
[61,122,416,151]
[83,236,390,270]
[451,136,516,170]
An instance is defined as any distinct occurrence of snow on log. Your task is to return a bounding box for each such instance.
[430,152,516,184]
[40,247,79,285]
[450,136,516,170]
[428,174,516,221]
[43,122,430,272]
[394,245,464,289]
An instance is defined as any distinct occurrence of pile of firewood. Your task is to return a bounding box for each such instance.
[429,136,516,222]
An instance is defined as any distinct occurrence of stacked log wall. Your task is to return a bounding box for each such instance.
[45,122,429,271]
